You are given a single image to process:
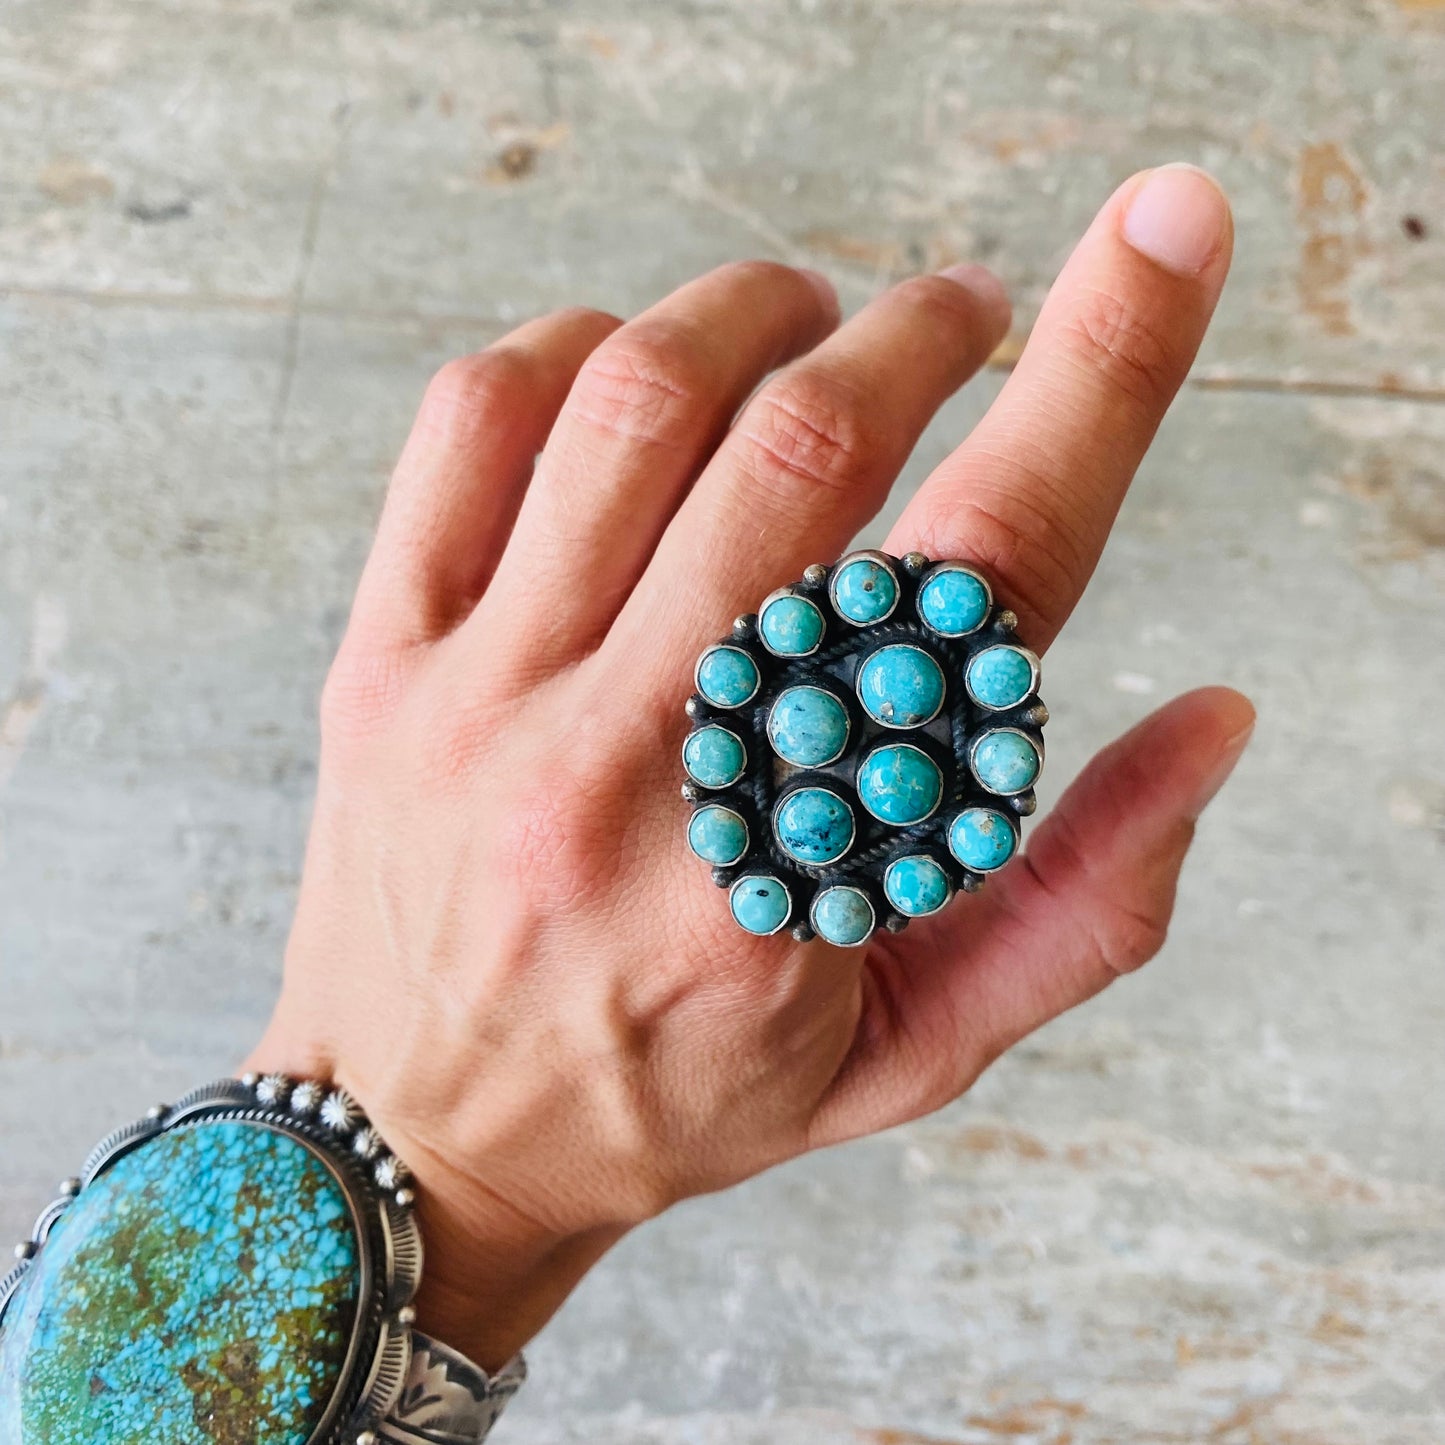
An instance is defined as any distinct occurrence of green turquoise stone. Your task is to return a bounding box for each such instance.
[758,593,825,657]
[829,557,898,625]
[966,645,1036,710]
[855,644,946,729]
[809,886,875,946]
[683,725,747,789]
[730,874,792,935]
[883,854,952,917]
[0,1119,359,1445]
[767,686,851,768]
[856,743,943,825]
[687,804,749,866]
[948,806,1018,872]
[918,564,990,636]
[773,786,855,865]
[970,729,1041,795]
[695,645,760,708]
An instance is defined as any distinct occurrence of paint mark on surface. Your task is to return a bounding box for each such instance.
[1296,142,1369,337]
[37,157,114,206]
[0,595,68,792]
[1343,453,1445,560]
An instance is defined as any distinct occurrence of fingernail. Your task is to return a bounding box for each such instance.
[935,262,1012,332]
[1190,716,1256,821]
[800,267,842,320]
[1122,164,1231,277]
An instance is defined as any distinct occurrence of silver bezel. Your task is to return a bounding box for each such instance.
[882,853,955,918]
[827,549,900,626]
[692,643,762,708]
[915,560,994,637]
[756,587,826,658]
[854,642,947,731]
[681,723,748,790]
[0,1075,424,1445]
[855,741,945,825]
[808,885,876,947]
[967,727,1044,798]
[963,644,1042,713]
[771,784,858,866]
[728,872,794,936]
[685,802,751,867]
[766,684,852,767]
[945,806,1021,873]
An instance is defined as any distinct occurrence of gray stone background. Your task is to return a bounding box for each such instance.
[2,1,1444,1440]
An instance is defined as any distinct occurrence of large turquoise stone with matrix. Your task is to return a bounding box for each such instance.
[0,1119,360,1445]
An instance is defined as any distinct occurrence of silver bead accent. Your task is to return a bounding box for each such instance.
[352,1127,384,1162]
[254,1073,290,1107]
[374,1155,411,1191]
[145,1104,168,1121]
[395,1188,416,1209]
[356,1433,378,1445]
[901,550,929,575]
[239,1071,259,1088]
[397,1305,417,1327]
[59,1178,81,1198]
[320,1089,360,1133]
[289,1080,324,1117]
[14,1242,35,1260]
[803,563,827,586]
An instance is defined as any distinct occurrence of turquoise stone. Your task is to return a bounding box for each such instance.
[966,645,1036,711]
[883,854,952,917]
[767,686,851,768]
[758,592,825,657]
[773,786,855,865]
[695,645,760,708]
[683,725,747,789]
[687,804,749,866]
[0,1120,359,1445]
[970,729,1041,795]
[856,743,943,825]
[829,556,898,625]
[810,886,875,946]
[918,563,990,636]
[948,806,1018,872]
[730,874,791,935]
[855,644,946,729]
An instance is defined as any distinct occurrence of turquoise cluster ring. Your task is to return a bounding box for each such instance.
[683,550,1048,947]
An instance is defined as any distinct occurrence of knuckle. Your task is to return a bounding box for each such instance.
[419,348,536,438]
[737,371,875,499]
[319,638,418,746]
[893,272,994,333]
[1060,289,1182,411]
[569,324,711,451]
[918,472,1088,634]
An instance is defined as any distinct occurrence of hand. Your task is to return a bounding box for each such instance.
[246,164,1251,1370]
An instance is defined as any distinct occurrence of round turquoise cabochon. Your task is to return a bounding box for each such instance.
[0,1119,361,1445]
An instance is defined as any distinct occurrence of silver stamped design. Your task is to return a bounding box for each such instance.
[378,1334,527,1444]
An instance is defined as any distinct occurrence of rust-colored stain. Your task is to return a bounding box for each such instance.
[858,1399,1083,1444]
[801,228,909,271]
[955,1123,1049,1160]
[1344,453,1445,560]
[1296,142,1369,337]
[37,156,114,206]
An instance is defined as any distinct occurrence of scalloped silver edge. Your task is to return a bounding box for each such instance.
[0,1075,518,1444]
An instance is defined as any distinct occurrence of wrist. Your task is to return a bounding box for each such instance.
[241,1022,620,1373]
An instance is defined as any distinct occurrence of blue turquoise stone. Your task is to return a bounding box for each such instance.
[694,645,760,708]
[687,804,749,866]
[948,806,1018,872]
[918,564,990,636]
[883,854,952,917]
[970,729,1041,795]
[855,644,946,729]
[829,556,898,625]
[773,786,855,865]
[767,686,851,768]
[683,725,747,789]
[810,886,875,946]
[966,645,1036,710]
[0,1120,359,1445]
[758,593,825,657]
[730,874,792,935]
[856,743,943,825]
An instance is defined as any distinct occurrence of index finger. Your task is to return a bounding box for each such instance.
[887,164,1234,650]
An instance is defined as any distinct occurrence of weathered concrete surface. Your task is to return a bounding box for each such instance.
[2,2,1443,1441]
